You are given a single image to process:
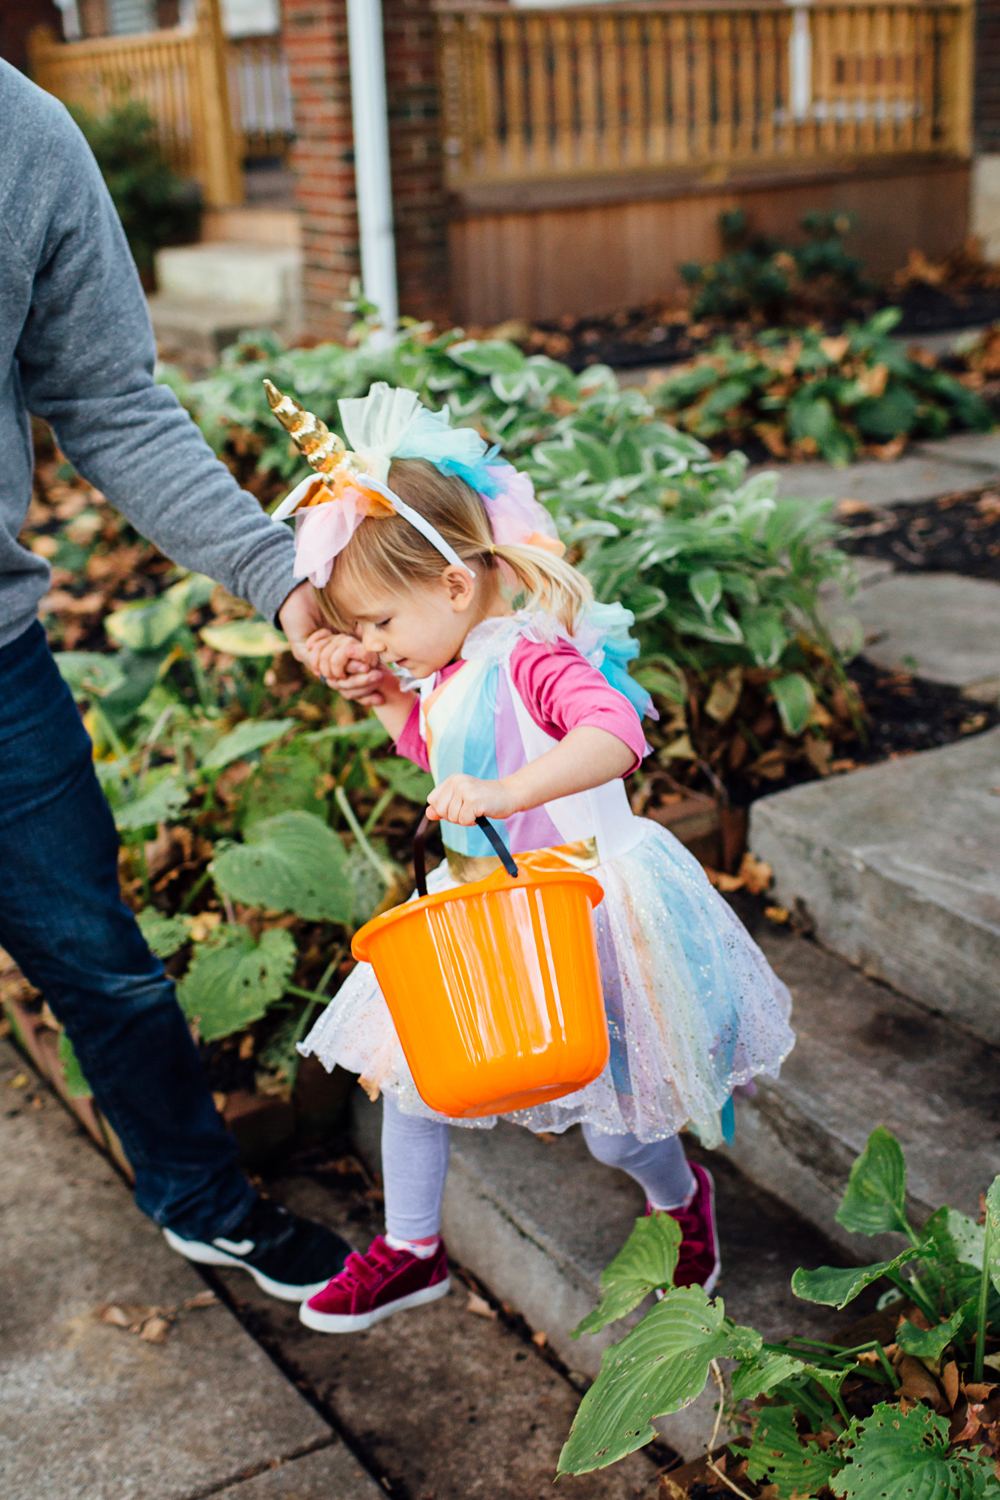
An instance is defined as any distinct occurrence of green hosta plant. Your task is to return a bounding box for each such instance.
[559,1128,1000,1497]
[652,308,993,466]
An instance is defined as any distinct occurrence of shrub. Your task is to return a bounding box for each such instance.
[162,325,857,758]
[651,308,994,466]
[70,99,201,283]
[680,209,873,324]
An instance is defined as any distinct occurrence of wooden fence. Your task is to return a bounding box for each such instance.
[436,0,973,191]
[27,0,291,207]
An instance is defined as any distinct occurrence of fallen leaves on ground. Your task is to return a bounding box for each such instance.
[92,1289,218,1344]
[466,1293,497,1319]
[702,852,773,895]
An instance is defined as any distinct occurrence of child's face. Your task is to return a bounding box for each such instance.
[333,566,487,680]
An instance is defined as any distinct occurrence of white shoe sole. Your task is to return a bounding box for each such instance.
[299,1276,451,1333]
[163,1227,331,1302]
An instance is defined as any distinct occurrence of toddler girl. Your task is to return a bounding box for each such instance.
[266,381,794,1334]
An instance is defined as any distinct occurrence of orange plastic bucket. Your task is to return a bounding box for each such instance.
[351,816,608,1119]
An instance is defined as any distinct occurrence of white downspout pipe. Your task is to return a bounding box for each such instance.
[346,0,398,338]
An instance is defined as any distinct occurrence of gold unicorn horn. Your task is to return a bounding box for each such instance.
[264,380,346,477]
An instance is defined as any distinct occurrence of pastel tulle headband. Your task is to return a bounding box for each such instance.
[266,380,564,589]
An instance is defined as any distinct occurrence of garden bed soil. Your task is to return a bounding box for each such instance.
[513,284,1000,373]
[839,489,1000,581]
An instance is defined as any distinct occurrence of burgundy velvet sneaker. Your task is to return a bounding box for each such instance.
[299,1234,450,1333]
[647,1162,721,1294]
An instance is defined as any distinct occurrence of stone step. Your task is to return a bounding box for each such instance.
[758,430,1000,508]
[348,918,1000,1457]
[155,240,302,315]
[749,726,1000,1043]
[148,294,287,368]
[849,570,1000,694]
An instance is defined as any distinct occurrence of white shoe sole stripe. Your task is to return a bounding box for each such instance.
[298,1276,451,1333]
[163,1227,330,1302]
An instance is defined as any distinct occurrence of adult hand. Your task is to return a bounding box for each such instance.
[278,582,327,673]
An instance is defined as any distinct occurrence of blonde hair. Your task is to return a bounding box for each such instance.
[316,458,591,635]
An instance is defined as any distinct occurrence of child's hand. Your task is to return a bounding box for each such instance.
[426,774,518,827]
[306,630,388,706]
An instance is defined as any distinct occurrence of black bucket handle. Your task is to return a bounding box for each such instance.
[413,812,519,898]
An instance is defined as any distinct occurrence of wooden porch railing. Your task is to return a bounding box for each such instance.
[436,0,973,191]
[27,0,278,207]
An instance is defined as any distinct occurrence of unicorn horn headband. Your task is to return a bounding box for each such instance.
[267,379,564,589]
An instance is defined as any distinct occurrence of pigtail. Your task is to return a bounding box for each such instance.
[492,543,593,635]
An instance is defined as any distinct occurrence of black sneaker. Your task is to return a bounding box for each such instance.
[163,1197,351,1301]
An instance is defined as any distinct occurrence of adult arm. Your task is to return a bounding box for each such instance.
[9,90,299,627]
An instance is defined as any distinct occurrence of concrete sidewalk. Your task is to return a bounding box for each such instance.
[0,1037,381,1500]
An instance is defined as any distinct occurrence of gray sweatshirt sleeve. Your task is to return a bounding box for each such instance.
[12,93,299,626]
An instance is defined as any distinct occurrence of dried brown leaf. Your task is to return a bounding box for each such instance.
[898,1353,947,1413]
[184,1290,218,1310]
[738,852,773,895]
[139,1316,172,1344]
[466,1293,496,1319]
[943,1361,961,1409]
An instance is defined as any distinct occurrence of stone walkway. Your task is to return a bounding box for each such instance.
[0,1038,380,1500]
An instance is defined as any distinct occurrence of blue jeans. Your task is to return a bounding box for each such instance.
[0,622,255,1238]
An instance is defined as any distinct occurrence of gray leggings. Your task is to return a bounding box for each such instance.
[381,1094,695,1241]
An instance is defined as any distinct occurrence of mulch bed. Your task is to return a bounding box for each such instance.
[510,285,1000,373]
[839,489,1000,580]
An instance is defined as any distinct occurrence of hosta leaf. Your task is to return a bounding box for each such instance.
[210,810,352,923]
[830,1402,956,1500]
[305,717,390,749]
[137,908,189,959]
[114,775,190,832]
[55,651,127,700]
[241,738,331,830]
[689,568,722,616]
[743,607,789,667]
[771,673,815,736]
[747,1404,842,1499]
[855,383,920,443]
[105,574,215,652]
[178,924,296,1044]
[446,339,526,376]
[558,1288,758,1474]
[897,1303,970,1361]
[572,1214,682,1338]
[202,718,295,771]
[374,758,435,806]
[200,619,288,657]
[792,1247,920,1309]
[986,1177,1000,1296]
[58,1030,93,1099]
[731,1351,807,1404]
[836,1126,911,1237]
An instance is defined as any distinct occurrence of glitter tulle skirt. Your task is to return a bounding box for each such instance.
[300,820,793,1148]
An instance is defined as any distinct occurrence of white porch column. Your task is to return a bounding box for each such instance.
[346,0,398,337]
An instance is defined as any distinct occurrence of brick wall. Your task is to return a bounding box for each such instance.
[977,0,1000,152]
[281,0,449,343]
